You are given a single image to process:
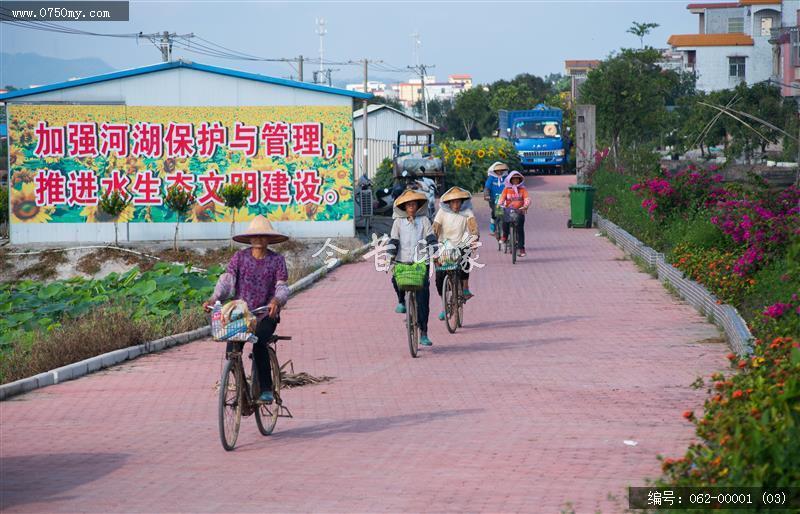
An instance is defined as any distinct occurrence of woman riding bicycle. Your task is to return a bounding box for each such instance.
[483,161,509,235]
[389,189,437,347]
[433,186,479,321]
[499,171,530,258]
[203,215,290,404]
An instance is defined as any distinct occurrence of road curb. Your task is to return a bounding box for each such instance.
[595,213,754,356]
[0,242,372,401]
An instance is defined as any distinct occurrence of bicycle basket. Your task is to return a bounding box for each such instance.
[436,247,460,271]
[211,309,252,342]
[494,202,505,219]
[393,262,427,290]
[505,208,521,224]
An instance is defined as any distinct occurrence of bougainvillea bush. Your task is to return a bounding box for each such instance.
[592,159,799,492]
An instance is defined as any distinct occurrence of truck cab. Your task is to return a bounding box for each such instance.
[499,105,570,175]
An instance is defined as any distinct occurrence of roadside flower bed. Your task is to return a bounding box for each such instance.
[671,244,755,305]
[591,160,800,490]
[660,335,799,487]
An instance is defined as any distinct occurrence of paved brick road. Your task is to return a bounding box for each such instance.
[0,176,728,513]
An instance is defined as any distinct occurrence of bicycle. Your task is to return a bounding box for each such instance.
[214,306,292,451]
[393,262,427,358]
[438,249,465,334]
[503,208,523,265]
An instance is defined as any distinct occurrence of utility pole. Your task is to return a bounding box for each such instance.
[298,55,304,82]
[316,18,327,76]
[348,58,383,180]
[161,31,171,62]
[363,58,369,182]
[408,63,435,122]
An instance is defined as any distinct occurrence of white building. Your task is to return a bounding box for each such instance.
[1,60,371,243]
[353,104,437,178]
[668,0,784,92]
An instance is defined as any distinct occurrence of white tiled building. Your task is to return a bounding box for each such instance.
[668,0,784,92]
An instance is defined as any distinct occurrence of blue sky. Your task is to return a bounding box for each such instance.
[1,0,698,85]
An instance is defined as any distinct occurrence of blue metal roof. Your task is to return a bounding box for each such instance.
[0,60,373,101]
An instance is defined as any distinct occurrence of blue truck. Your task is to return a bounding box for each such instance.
[499,104,569,175]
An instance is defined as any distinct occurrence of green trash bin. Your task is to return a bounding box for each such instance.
[568,184,596,228]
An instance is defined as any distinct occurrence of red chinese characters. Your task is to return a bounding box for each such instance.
[100,169,131,199]
[292,169,323,204]
[33,122,65,157]
[165,170,196,193]
[229,171,260,205]
[67,122,98,157]
[164,122,196,158]
[67,170,100,205]
[291,123,323,156]
[131,170,163,205]
[196,122,227,158]
[261,122,290,157]
[229,122,258,157]
[34,169,68,206]
[197,170,226,205]
[99,123,130,157]
[131,123,164,158]
[261,170,292,204]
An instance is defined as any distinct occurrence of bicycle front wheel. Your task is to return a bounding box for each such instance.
[406,291,419,357]
[456,285,464,329]
[254,348,280,436]
[510,226,517,264]
[219,358,243,451]
[443,273,458,334]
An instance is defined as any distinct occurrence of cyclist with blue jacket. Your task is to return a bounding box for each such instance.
[483,161,509,235]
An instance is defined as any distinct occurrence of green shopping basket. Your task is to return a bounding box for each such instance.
[393,262,427,290]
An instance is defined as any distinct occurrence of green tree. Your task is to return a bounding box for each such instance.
[452,87,492,140]
[98,191,131,246]
[580,48,677,166]
[219,183,248,249]
[627,21,660,48]
[164,185,196,251]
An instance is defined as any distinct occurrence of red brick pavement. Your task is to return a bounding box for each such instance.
[0,177,728,513]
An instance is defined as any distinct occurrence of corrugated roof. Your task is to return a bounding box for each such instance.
[739,0,780,5]
[352,104,438,129]
[686,2,739,9]
[668,33,754,47]
[0,60,373,101]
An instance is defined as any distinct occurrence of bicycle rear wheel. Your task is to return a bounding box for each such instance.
[443,273,458,334]
[218,358,242,451]
[406,291,419,357]
[254,348,280,436]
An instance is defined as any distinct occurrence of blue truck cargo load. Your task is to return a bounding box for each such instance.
[499,104,569,174]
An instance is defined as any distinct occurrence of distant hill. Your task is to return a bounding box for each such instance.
[1,53,115,89]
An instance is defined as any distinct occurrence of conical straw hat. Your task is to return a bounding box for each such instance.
[393,189,428,209]
[232,215,289,244]
[441,186,471,203]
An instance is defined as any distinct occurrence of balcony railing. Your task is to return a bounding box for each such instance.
[770,26,800,67]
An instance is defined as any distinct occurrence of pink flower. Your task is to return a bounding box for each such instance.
[763,303,791,319]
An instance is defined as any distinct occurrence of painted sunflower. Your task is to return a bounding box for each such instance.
[80,202,135,223]
[215,206,255,223]
[11,183,55,223]
[271,205,307,222]
[188,203,217,223]
[9,145,25,167]
[11,169,35,186]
